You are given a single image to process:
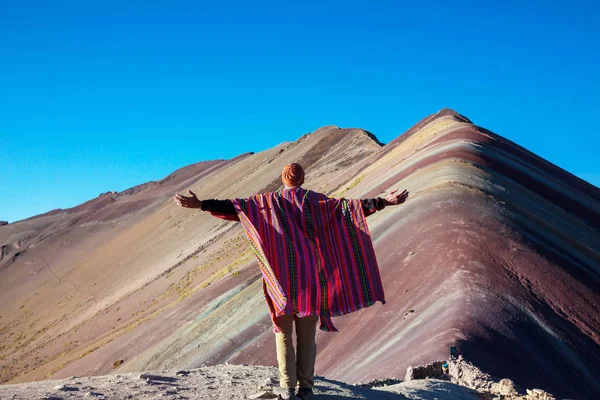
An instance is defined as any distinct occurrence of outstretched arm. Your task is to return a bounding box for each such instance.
[362,188,409,216]
[172,190,239,221]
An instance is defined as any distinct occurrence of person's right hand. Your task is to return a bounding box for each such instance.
[173,190,202,209]
[384,188,409,206]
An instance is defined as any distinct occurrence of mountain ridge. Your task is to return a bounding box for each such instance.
[1,109,598,398]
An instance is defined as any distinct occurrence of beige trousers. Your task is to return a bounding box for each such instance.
[274,314,319,389]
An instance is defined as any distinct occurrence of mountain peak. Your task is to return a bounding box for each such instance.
[433,108,473,124]
[310,125,384,147]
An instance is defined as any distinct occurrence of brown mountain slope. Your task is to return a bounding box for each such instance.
[0,126,381,384]
[1,110,599,398]
[226,110,600,398]
[309,109,600,398]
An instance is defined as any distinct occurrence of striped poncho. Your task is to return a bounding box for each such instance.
[231,187,385,332]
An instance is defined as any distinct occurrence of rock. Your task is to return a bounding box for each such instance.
[85,392,105,398]
[138,373,178,382]
[526,388,555,399]
[404,366,414,381]
[0,221,8,226]
[258,378,276,389]
[490,378,517,396]
[247,391,278,399]
[447,358,494,391]
[404,361,445,381]
[53,384,79,391]
[175,370,190,376]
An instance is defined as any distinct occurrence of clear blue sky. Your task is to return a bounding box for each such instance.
[1,0,599,223]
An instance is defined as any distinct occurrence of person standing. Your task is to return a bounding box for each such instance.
[174,163,408,400]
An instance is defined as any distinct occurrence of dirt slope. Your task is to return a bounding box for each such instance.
[0,126,382,384]
[1,110,598,399]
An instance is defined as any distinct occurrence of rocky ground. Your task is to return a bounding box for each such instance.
[0,364,404,400]
[0,359,557,400]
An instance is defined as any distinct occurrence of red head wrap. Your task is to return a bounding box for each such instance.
[282,163,305,187]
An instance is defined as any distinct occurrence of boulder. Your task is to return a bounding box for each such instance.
[490,378,518,396]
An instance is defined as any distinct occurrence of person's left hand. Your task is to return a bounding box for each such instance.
[384,188,409,206]
[173,190,202,209]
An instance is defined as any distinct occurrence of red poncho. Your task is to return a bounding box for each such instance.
[231,187,385,332]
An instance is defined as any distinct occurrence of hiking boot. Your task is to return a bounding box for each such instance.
[297,387,313,400]
[280,388,297,400]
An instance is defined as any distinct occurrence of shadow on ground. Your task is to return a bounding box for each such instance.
[314,377,407,399]
[315,377,484,399]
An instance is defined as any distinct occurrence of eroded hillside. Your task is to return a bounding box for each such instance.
[1,110,599,398]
